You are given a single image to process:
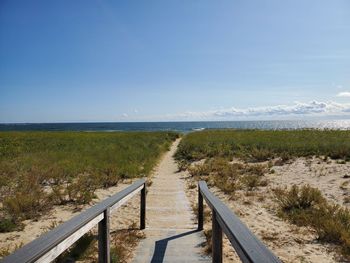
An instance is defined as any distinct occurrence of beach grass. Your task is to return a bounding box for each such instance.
[175,129,350,162]
[177,129,350,260]
[274,185,350,258]
[176,129,350,197]
[0,131,178,230]
[187,158,268,196]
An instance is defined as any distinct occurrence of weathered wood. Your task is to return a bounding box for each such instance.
[198,185,203,231]
[2,179,146,263]
[110,185,144,213]
[212,211,222,263]
[198,181,281,263]
[36,214,104,263]
[98,208,110,263]
[140,184,146,230]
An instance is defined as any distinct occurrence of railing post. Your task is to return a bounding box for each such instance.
[212,210,222,263]
[98,208,110,263]
[198,186,203,231]
[140,183,146,229]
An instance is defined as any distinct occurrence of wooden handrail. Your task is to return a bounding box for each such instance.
[198,181,281,263]
[2,179,146,263]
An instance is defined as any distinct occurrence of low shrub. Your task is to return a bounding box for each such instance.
[274,185,325,213]
[213,175,239,194]
[250,147,273,162]
[188,164,211,178]
[244,164,268,176]
[2,177,49,221]
[240,175,261,191]
[0,217,19,233]
[187,158,268,195]
[274,185,350,259]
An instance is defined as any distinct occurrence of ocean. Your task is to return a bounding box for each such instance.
[1,120,350,132]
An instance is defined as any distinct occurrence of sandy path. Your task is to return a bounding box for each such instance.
[132,139,210,263]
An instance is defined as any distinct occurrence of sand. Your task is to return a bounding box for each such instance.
[2,141,350,263]
[0,181,141,259]
[181,157,350,263]
[267,157,350,207]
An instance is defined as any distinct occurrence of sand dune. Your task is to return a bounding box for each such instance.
[182,157,350,262]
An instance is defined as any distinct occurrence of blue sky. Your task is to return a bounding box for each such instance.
[1,0,350,122]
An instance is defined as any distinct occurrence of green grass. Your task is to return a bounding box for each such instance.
[0,131,178,230]
[176,129,350,259]
[175,129,350,162]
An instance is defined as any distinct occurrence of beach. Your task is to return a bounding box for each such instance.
[182,157,350,262]
[1,130,350,262]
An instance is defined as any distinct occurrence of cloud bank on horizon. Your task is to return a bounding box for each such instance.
[337,92,350,98]
[148,100,350,121]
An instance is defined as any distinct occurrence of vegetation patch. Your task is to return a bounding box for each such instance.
[274,185,350,259]
[0,131,178,231]
[0,217,19,233]
[55,223,145,263]
[175,130,350,163]
[176,130,350,260]
[188,158,268,195]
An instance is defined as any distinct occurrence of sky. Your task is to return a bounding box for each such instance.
[1,0,350,123]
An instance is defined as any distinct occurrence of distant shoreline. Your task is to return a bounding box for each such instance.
[1,120,350,132]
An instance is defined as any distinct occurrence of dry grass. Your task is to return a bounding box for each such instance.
[274,185,350,259]
[110,225,146,263]
[187,158,269,196]
[261,230,279,242]
[0,243,23,259]
[54,223,145,263]
[203,228,212,254]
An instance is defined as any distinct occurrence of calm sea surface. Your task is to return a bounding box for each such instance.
[1,120,350,132]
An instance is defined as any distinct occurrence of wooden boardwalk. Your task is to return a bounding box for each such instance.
[3,139,281,263]
[132,139,210,263]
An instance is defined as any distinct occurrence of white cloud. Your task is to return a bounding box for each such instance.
[165,101,350,120]
[337,92,350,97]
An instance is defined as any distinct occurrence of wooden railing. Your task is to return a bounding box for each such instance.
[3,179,283,263]
[2,179,146,263]
[198,181,281,263]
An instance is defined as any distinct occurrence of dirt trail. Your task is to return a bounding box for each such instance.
[132,139,210,262]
